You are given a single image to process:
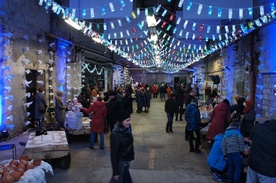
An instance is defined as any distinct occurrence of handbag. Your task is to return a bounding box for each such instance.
[37,94,47,113]
[38,105,46,113]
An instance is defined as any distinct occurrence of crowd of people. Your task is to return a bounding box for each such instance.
[29,81,275,183]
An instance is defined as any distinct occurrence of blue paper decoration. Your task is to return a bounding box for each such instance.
[208,6,212,15]
[218,8,222,18]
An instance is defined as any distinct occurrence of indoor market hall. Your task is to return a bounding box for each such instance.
[1,97,223,183]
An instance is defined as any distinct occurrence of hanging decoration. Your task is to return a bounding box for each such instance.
[38,0,276,73]
[81,63,104,75]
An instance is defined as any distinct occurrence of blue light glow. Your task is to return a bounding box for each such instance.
[0,21,3,129]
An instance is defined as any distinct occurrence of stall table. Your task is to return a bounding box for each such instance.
[23,131,70,169]
[66,117,91,135]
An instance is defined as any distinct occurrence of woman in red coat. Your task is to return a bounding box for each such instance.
[206,99,231,142]
[82,97,107,149]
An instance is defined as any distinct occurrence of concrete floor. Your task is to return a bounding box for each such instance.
[0,98,217,183]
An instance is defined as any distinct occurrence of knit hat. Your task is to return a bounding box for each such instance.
[234,96,240,102]
[109,91,117,96]
[227,122,238,130]
[243,100,253,113]
[191,98,198,104]
[170,93,176,98]
[117,111,130,122]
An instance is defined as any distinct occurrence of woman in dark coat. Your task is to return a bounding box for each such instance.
[135,88,144,113]
[206,99,231,142]
[122,89,133,115]
[55,91,67,130]
[143,87,151,113]
[82,97,107,149]
[240,100,256,137]
[35,86,47,129]
[110,111,134,183]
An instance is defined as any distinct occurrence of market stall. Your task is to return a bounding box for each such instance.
[23,131,70,170]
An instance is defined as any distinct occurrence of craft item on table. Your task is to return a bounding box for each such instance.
[65,111,83,129]
[68,97,83,113]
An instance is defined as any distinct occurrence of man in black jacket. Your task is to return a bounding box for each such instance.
[246,119,276,182]
[165,93,178,133]
[106,91,123,132]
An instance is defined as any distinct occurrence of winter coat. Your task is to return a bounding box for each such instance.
[185,103,201,131]
[165,98,178,113]
[248,120,276,177]
[185,94,195,107]
[240,108,256,137]
[122,94,133,115]
[206,102,231,141]
[135,90,144,108]
[175,88,184,105]
[166,87,172,98]
[107,97,124,123]
[82,101,107,133]
[207,134,227,172]
[222,127,244,156]
[55,96,66,123]
[110,124,134,176]
[151,85,158,94]
[143,91,151,108]
[35,92,47,119]
[159,85,166,94]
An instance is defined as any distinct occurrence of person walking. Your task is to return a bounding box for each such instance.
[206,99,231,142]
[185,98,201,153]
[246,119,276,183]
[222,122,244,183]
[143,87,151,113]
[184,89,197,140]
[159,84,166,101]
[165,93,178,133]
[54,91,67,130]
[82,97,107,150]
[106,91,124,132]
[35,86,47,129]
[122,89,133,115]
[110,111,134,183]
[135,87,144,113]
[175,85,184,121]
[151,84,158,98]
[166,85,172,99]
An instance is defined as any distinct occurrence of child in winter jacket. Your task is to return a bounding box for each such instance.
[222,122,244,183]
[207,133,227,182]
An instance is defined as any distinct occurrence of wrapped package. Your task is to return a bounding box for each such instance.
[65,111,83,129]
